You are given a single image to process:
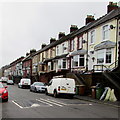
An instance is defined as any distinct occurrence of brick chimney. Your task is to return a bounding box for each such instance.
[85,15,95,25]
[41,44,46,49]
[50,38,56,43]
[70,25,78,33]
[58,32,65,39]
[107,2,118,13]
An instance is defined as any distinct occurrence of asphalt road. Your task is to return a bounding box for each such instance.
[1,83,119,119]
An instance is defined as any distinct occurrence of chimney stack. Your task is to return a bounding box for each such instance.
[107,2,118,13]
[70,25,78,33]
[85,15,95,25]
[58,32,65,39]
[50,38,56,43]
[41,44,46,49]
[30,49,36,55]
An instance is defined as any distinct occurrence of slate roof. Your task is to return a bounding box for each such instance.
[33,8,120,57]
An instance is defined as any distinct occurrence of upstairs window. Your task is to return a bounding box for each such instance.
[90,30,95,44]
[102,25,109,41]
[71,39,74,51]
[57,46,59,55]
[62,43,65,53]
[78,37,83,49]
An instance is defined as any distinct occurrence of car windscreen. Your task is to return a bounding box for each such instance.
[0,83,4,88]
[8,80,13,82]
[36,82,44,86]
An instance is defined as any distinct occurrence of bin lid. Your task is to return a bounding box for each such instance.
[91,86,96,88]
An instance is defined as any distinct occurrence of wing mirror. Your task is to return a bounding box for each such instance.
[4,86,8,89]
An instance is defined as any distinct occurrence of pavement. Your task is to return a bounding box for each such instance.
[74,95,120,108]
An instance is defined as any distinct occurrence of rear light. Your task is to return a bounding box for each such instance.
[58,86,60,91]
[22,81,24,84]
[74,88,76,92]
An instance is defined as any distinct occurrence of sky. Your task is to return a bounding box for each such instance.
[0,0,119,68]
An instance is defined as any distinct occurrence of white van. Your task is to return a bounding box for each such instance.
[1,77,8,83]
[45,78,75,98]
[18,78,31,88]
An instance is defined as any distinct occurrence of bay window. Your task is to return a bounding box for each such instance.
[72,55,85,68]
[58,59,67,69]
[97,48,112,64]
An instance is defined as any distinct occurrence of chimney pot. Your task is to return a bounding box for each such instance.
[85,15,95,25]
[107,2,118,13]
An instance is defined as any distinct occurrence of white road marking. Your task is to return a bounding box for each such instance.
[31,104,40,107]
[12,101,23,109]
[39,98,63,107]
[36,99,53,106]
[47,99,67,106]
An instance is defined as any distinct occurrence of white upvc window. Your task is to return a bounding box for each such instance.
[90,30,95,44]
[71,39,74,51]
[78,37,83,49]
[72,55,85,68]
[97,48,112,64]
[106,48,112,63]
[56,46,59,55]
[58,59,67,69]
[73,56,78,67]
[97,50,104,64]
[48,62,51,71]
[62,59,66,69]
[62,43,65,53]
[102,25,109,41]
[58,59,61,69]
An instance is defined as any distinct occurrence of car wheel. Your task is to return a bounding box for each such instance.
[3,98,8,102]
[53,90,58,98]
[30,88,32,92]
[34,88,37,93]
[45,89,48,95]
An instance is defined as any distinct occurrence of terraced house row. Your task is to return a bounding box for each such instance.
[1,2,120,99]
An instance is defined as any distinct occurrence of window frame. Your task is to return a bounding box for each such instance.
[102,24,109,41]
[97,48,112,64]
[72,55,85,68]
[90,30,95,44]
[78,37,83,49]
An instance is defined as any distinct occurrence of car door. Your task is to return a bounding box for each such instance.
[31,83,35,91]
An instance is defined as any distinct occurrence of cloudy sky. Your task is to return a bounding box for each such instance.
[0,0,118,68]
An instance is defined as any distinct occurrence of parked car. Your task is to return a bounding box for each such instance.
[7,80,14,85]
[1,77,8,83]
[18,78,31,88]
[45,78,76,98]
[0,82,8,102]
[30,82,46,93]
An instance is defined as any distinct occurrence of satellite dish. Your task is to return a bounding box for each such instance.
[110,25,115,29]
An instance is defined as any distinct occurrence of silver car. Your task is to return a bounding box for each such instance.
[30,82,46,93]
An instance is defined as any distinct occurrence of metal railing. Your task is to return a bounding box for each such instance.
[93,60,119,72]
